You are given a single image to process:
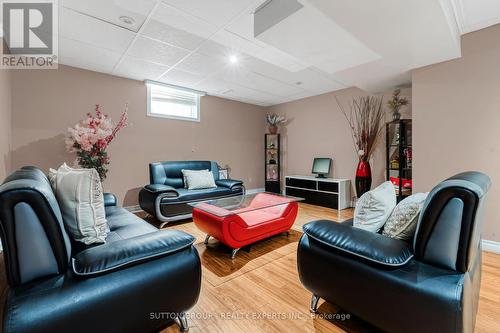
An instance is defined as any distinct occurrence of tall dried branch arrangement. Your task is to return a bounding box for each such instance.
[336,96,386,162]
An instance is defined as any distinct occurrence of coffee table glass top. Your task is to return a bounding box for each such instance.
[188,192,304,217]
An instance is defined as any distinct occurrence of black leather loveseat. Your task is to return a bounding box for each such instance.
[139,161,244,225]
[0,166,202,333]
[298,172,490,333]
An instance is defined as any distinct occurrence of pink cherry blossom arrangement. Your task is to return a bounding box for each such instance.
[66,104,129,181]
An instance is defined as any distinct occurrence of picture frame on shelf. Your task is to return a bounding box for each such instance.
[217,164,230,180]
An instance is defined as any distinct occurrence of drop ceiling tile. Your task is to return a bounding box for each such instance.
[267,83,305,97]
[221,81,282,102]
[192,78,234,95]
[213,69,257,91]
[195,75,303,106]
[59,56,112,74]
[254,45,309,72]
[175,52,226,76]
[113,56,171,81]
[249,72,305,96]
[160,0,256,27]
[195,36,260,70]
[60,7,135,53]
[213,94,271,106]
[209,29,265,61]
[224,93,279,106]
[217,68,304,97]
[61,0,157,32]
[59,37,122,72]
[243,56,347,94]
[243,55,301,83]
[280,91,317,103]
[127,36,190,67]
[141,21,205,52]
[301,68,348,93]
[142,3,217,50]
[197,39,246,62]
[159,69,205,87]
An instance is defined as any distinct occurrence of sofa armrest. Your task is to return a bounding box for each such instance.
[302,220,413,267]
[215,179,244,190]
[144,184,179,196]
[72,230,195,277]
[103,193,117,207]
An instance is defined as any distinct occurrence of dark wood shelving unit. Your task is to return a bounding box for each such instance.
[265,134,280,194]
[386,119,412,201]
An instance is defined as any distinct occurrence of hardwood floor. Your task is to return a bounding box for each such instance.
[142,203,500,333]
[0,203,497,332]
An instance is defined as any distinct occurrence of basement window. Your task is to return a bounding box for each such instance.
[146,81,204,122]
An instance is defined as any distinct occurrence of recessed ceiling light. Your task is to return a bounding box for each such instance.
[229,55,238,64]
[119,15,135,25]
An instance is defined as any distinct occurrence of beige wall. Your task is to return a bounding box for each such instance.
[413,24,500,241]
[11,65,266,206]
[268,87,411,201]
[0,65,11,181]
[7,63,414,211]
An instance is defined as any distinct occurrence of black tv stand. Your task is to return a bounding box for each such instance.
[285,175,351,210]
[315,174,327,178]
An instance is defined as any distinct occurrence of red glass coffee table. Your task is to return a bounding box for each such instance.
[190,192,303,259]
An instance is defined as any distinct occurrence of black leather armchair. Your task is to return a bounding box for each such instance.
[298,172,490,333]
[0,167,202,333]
[139,161,244,225]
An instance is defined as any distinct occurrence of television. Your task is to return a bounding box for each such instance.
[311,158,332,178]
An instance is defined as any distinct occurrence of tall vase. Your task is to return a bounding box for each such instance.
[392,110,401,120]
[355,159,372,198]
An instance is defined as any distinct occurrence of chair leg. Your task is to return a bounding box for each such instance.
[159,221,169,229]
[310,294,320,314]
[177,312,189,332]
[204,235,210,245]
[231,248,240,259]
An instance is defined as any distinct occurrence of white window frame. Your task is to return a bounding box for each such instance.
[145,80,206,122]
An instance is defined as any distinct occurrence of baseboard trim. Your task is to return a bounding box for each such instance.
[246,187,265,194]
[482,239,500,254]
[123,188,266,213]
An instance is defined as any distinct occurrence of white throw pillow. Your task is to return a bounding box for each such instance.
[181,169,208,189]
[49,163,107,245]
[353,181,397,233]
[181,169,209,189]
[181,169,216,190]
[383,193,428,241]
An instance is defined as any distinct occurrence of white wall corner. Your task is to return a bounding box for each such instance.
[482,239,500,254]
